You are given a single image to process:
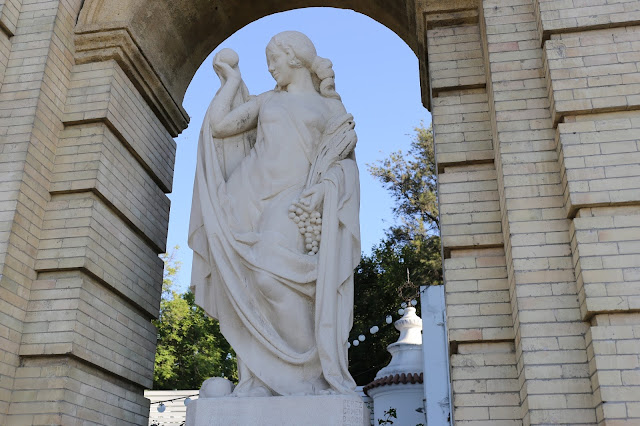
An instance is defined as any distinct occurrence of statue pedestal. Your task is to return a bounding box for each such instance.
[185,394,369,426]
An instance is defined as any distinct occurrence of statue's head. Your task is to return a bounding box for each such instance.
[266,31,340,100]
[267,31,317,71]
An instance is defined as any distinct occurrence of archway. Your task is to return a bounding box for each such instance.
[3,0,635,424]
[166,7,428,294]
[144,10,431,419]
[55,1,430,424]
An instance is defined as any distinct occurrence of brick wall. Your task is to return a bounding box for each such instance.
[0,0,178,424]
[0,0,639,424]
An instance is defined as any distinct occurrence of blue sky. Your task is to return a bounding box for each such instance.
[166,7,431,291]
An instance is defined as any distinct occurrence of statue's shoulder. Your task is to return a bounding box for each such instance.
[323,97,347,116]
[257,90,276,103]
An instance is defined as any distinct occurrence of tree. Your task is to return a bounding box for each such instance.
[349,124,442,385]
[152,249,237,389]
[368,123,438,238]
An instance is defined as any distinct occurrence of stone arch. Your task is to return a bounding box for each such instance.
[75,0,426,136]
[4,0,636,424]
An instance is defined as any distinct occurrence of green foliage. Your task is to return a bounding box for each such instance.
[349,124,442,386]
[368,123,438,237]
[378,407,397,425]
[153,248,237,390]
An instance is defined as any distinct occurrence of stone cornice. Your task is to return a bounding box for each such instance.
[74,25,189,137]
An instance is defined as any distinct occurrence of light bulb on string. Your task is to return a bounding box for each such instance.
[184,397,191,406]
[386,315,392,324]
[370,326,379,334]
[157,403,166,413]
[411,299,417,306]
[401,302,407,308]
[398,308,405,315]
[347,341,351,348]
[352,340,359,346]
[358,334,365,342]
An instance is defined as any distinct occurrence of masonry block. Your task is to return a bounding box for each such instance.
[19,272,157,388]
[440,165,503,250]
[557,113,640,216]
[571,208,640,319]
[432,90,494,169]
[35,193,163,317]
[53,123,170,252]
[535,0,640,41]
[445,248,513,343]
[451,342,521,425]
[544,27,640,124]
[64,61,176,192]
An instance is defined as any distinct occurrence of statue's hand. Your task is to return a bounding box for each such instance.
[297,184,324,214]
[213,58,241,83]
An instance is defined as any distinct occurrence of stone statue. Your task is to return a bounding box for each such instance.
[189,31,361,398]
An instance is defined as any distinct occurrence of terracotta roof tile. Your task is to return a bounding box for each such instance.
[362,372,423,395]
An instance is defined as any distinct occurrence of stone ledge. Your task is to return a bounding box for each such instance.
[571,212,640,320]
[53,123,170,253]
[74,27,189,137]
[19,271,156,388]
[535,0,640,42]
[35,193,163,318]
[186,395,369,426]
[64,61,177,193]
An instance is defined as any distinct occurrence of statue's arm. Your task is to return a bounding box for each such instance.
[209,61,261,138]
[210,95,260,138]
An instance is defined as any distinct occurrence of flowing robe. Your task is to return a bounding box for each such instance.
[188,90,361,396]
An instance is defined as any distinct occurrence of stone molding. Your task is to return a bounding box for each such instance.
[74,26,189,136]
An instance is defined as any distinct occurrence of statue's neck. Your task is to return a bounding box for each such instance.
[284,69,316,94]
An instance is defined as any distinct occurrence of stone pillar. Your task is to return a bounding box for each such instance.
[538,1,640,424]
[0,0,83,422]
[420,0,640,424]
[480,1,595,424]
[418,1,521,424]
[0,1,186,424]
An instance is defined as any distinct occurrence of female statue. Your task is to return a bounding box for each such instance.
[188,31,361,397]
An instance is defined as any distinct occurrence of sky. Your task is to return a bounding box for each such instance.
[166,7,431,292]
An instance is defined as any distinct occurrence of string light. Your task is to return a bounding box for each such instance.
[348,300,418,350]
[347,270,429,350]
[151,393,199,411]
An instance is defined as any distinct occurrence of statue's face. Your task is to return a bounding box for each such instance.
[266,44,294,88]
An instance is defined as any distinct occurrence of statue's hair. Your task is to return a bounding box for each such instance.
[269,31,341,100]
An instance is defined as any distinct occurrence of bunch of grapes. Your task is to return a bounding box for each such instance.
[288,205,322,255]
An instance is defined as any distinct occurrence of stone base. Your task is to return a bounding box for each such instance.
[185,394,369,426]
